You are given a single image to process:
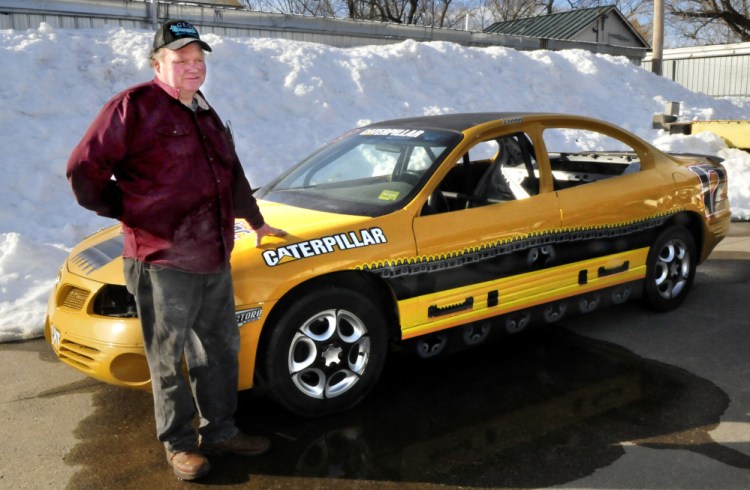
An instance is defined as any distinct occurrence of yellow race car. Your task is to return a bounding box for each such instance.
[46,113,730,416]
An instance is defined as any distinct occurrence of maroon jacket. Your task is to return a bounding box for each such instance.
[67,78,265,273]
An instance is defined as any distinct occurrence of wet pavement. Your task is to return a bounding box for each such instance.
[58,328,749,489]
[2,223,749,489]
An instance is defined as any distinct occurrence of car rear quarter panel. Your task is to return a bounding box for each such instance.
[669,156,732,261]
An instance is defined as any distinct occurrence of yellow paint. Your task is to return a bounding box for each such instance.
[399,248,648,339]
[691,120,750,149]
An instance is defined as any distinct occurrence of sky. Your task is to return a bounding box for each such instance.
[0,23,749,342]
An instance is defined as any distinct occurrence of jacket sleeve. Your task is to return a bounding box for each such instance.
[232,160,266,230]
[66,95,131,220]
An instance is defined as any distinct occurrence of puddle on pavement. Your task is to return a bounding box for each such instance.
[63,324,750,489]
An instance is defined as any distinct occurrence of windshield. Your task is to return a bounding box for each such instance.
[256,127,463,217]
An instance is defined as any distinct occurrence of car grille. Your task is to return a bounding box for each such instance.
[58,338,101,372]
[60,286,90,311]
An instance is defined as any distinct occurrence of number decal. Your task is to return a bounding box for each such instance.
[689,164,727,217]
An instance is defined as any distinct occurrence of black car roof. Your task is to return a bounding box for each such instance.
[364,112,542,132]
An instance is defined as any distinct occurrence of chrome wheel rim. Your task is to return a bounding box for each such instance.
[288,309,370,399]
[653,238,691,300]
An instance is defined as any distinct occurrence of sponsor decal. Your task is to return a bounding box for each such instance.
[235,307,262,326]
[360,128,425,138]
[688,164,727,217]
[71,235,125,275]
[234,221,254,239]
[262,227,388,267]
[501,117,523,124]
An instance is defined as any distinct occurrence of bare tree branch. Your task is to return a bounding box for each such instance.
[668,0,750,42]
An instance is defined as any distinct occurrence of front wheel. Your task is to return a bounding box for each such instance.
[642,226,696,312]
[262,286,388,417]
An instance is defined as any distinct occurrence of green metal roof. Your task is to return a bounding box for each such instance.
[485,6,617,40]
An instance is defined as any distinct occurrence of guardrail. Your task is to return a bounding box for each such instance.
[1,0,647,61]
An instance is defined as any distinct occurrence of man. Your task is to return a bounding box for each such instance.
[67,20,285,480]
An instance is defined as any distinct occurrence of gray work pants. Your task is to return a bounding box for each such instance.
[124,258,240,453]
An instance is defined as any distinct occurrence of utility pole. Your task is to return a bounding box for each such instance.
[652,0,664,75]
[149,0,158,28]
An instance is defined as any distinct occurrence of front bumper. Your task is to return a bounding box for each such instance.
[45,270,150,389]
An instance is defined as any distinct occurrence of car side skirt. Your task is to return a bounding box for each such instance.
[398,247,648,339]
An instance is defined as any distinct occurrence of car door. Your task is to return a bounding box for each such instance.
[539,124,671,297]
[402,130,562,339]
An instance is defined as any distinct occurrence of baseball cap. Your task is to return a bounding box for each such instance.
[152,20,212,53]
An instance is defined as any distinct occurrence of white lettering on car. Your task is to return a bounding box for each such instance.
[360,128,425,138]
[262,227,388,267]
[235,307,262,326]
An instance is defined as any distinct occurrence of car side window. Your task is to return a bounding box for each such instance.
[542,127,642,191]
[482,133,540,202]
[424,132,538,215]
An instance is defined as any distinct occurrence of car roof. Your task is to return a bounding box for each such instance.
[363,112,546,132]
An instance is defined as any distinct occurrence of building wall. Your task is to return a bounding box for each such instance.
[643,43,750,98]
[572,16,645,49]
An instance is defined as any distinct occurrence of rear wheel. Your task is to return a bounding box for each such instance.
[263,286,388,417]
[642,226,696,311]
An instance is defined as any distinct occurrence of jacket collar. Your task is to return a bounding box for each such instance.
[152,77,209,110]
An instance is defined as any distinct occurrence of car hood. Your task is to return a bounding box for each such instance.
[254,200,373,236]
[65,201,376,284]
[65,225,128,284]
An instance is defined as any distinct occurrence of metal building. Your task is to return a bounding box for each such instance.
[642,43,750,99]
[484,6,650,50]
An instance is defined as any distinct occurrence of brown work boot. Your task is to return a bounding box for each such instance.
[165,449,211,480]
[201,431,271,457]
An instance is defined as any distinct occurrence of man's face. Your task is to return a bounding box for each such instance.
[154,43,206,96]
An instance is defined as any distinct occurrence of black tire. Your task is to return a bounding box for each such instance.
[642,226,696,312]
[263,286,388,417]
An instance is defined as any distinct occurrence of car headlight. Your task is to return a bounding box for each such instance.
[93,285,138,318]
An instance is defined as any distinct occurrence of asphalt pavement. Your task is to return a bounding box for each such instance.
[1,222,749,489]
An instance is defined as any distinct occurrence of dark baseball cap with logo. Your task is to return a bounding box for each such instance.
[152,20,212,53]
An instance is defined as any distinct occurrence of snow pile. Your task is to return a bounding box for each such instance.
[1,23,748,341]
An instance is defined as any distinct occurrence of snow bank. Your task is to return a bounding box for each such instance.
[1,24,748,341]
